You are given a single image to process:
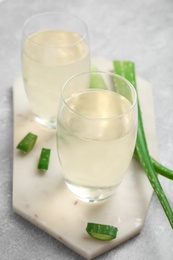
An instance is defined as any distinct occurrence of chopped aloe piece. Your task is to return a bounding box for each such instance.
[16,132,37,153]
[37,148,51,171]
[86,223,118,241]
[89,65,107,89]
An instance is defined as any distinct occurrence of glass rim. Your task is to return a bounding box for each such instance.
[61,71,137,121]
[22,11,89,49]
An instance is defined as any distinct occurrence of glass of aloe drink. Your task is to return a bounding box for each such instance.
[21,12,90,129]
[56,71,138,202]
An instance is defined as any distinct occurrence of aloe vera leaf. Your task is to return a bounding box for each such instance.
[113,60,173,229]
[90,64,173,180]
[89,65,107,89]
[133,148,173,180]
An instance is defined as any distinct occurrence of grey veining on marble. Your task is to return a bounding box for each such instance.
[0,0,173,260]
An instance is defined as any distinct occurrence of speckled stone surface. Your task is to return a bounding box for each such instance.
[0,1,173,260]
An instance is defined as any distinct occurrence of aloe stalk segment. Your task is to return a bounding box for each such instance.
[113,60,173,229]
[38,148,51,171]
[89,65,107,89]
[16,132,37,153]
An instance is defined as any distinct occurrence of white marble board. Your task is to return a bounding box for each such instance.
[13,57,158,260]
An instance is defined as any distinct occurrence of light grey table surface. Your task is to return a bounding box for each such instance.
[0,0,173,259]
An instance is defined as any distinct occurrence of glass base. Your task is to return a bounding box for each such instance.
[35,116,56,129]
[65,180,118,203]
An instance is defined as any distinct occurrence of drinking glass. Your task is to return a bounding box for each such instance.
[56,71,138,202]
[21,12,90,129]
